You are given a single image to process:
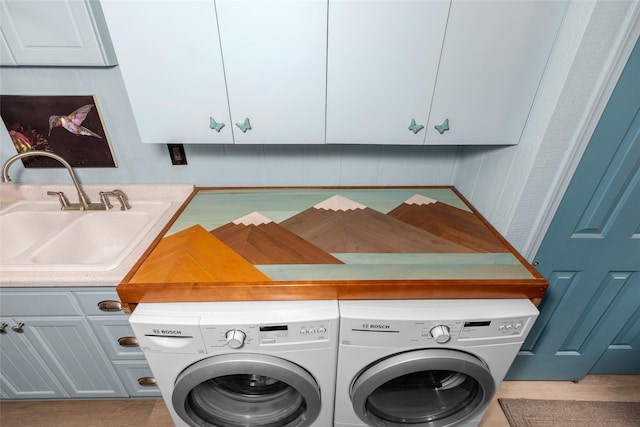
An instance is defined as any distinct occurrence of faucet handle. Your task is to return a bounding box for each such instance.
[112,189,131,210]
[99,190,131,210]
[47,191,71,209]
[99,191,114,209]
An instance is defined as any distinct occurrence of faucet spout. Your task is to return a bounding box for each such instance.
[1,151,91,209]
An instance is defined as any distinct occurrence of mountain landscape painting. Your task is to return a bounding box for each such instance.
[132,188,533,283]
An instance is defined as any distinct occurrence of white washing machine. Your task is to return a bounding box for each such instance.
[334,299,539,427]
[130,300,339,427]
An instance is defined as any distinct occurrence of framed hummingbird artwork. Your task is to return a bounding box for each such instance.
[0,95,116,168]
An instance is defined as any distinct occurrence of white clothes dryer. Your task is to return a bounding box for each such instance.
[130,300,339,427]
[334,299,539,427]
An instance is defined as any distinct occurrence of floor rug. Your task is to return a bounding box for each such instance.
[498,399,640,427]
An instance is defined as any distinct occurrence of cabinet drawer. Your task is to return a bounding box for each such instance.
[73,290,124,315]
[112,360,161,397]
[88,316,144,360]
[0,291,79,316]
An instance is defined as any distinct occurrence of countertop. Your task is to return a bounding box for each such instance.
[0,183,194,287]
[118,186,547,310]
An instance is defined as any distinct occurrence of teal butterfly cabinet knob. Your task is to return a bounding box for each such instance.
[236,118,252,133]
[434,118,450,135]
[408,119,424,134]
[209,117,225,132]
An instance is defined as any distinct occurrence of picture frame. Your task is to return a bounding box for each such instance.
[0,94,117,168]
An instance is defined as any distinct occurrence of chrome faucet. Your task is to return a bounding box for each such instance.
[2,151,131,211]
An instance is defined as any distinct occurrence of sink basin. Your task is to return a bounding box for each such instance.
[0,200,171,271]
[0,210,78,261]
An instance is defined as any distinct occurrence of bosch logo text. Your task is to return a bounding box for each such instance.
[153,329,182,335]
[362,324,391,329]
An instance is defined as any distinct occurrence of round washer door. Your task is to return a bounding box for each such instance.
[172,353,321,427]
[350,349,495,427]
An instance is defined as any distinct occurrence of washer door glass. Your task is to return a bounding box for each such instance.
[173,354,321,427]
[350,349,495,427]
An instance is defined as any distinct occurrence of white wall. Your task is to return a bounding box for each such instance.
[1,0,638,258]
[453,0,640,259]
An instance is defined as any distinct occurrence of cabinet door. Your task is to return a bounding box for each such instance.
[216,0,327,144]
[326,0,450,145]
[101,0,233,144]
[0,30,16,65]
[0,0,115,66]
[16,316,127,398]
[0,317,68,399]
[426,1,567,145]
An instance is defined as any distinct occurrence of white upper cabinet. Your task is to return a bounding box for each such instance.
[216,0,327,144]
[101,0,233,144]
[327,0,566,145]
[102,0,327,145]
[426,1,568,145]
[326,0,450,145]
[1,30,17,65]
[102,0,566,145]
[0,0,116,66]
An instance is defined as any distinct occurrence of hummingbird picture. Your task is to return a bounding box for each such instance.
[48,104,102,138]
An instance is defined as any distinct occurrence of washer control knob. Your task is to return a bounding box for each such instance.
[225,329,247,349]
[430,325,451,344]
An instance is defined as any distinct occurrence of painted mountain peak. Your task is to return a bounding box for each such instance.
[233,211,273,226]
[211,213,343,265]
[404,194,438,206]
[130,224,270,283]
[313,194,366,211]
[387,195,509,253]
[280,196,473,253]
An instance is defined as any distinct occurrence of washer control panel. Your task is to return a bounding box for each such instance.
[458,317,531,340]
[341,316,534,347]
[201,321,331,351]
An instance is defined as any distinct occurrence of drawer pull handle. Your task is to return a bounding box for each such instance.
[0,322,8,333]
[118,337,139,347]
[138,377,157,387]
[12,322,24,332]
[209,117,225,132]
[434,118,450,134]
[98,300,123,312]
[236,117,252,133]
[408,118,424,134]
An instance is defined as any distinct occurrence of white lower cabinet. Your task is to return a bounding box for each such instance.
[0,288,159,400]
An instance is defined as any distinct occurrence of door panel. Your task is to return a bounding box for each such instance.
[22,317,127,397]
[507,38,640,380]
[217,0,327,144]
[326,0,449,145]
[591,302,640,374]
[426,0,566,145]
[0,317,68,399]
[101,0,233,144]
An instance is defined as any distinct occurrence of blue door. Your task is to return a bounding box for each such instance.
[507,38,640,380]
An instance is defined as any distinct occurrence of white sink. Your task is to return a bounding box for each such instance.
[0,200,171,271]
[0,210,78,261]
